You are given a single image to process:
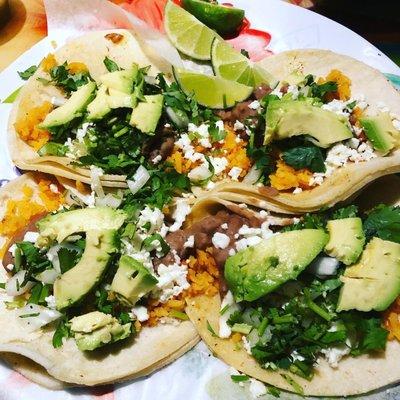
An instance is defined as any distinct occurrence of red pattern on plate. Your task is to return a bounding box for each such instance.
[117,0,273,61]
[6,371,32,388]
[89,385,115,400]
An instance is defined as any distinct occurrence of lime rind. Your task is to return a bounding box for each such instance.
[173,67,253,109]
[164,1,221,61]
[211,38,276,88]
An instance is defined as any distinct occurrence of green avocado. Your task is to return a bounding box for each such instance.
[337,237,400,312]
[39,81,96,129]
[111,255,158,306]
[86,86,111,120]
[37,207,126,310]
[264,99,353,147]
[37,207,126,245]
[360,112,399,155]
[99,66,138,94]
[325,218,365,265]
[70,311,131,351]
[225,229,329,302]
[129,94,163,134]
[54,229,117,310]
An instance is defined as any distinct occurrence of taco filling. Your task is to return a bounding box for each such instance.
[184,201,400,394]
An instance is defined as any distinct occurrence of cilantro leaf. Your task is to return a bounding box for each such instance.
[49,63,90,93]
[103,57,120,72]
[282,145,326,173]
[247,145,274,177]
[52,318,70,348]
[27,283,50,305]
[331,205,359,220]
[18,65,38,80]
[363,205,400,243]
[58,246,82,274]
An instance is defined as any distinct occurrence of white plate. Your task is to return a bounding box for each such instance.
[0,1,399,399]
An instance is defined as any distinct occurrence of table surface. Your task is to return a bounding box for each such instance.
[0,0,399,71]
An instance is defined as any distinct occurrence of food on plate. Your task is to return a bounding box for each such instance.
[0,173,204,386]
[186,177,400,396]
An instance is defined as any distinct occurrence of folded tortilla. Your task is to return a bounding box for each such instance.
[211,49,400,214]
[186,175,400,396]
[0,173,199,387]
[8,29,170,189]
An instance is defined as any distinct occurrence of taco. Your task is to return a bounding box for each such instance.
[0,173,202,386]
[185,175,400,396]
[8,28,173,188]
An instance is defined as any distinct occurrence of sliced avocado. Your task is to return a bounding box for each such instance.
[264,99,353,147]
[99,67,138,94]
[39,81,96,129]
[325,218,365,265]
[37,207,126,245]
[54,229,117,310]
[111,255,158,306]
[282,71,306,86]
[129,94,163,134]
[87,86,111,120]
[225,229,329,302]
[70,311,131,351]
[337,237,400,312]
[360,112,399,155]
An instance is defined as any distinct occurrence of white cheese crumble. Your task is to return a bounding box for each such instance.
[49,184,59,193]
[292,187,303,194]
[212,232,230,249]
[89,165,105,198]
[221,223,228,230]
[188,164,212,182]
[286,84,299,100]
[152,154,162,164]
[233,120,245,131]
[183,235,195,249]
[249,379,267,398]
[169,200,191,232]
[153,263,190,303]
[228,167,242,181]
[210,156,229,175]
[219,291,240,338]
[320,343,351,368]
[322,99,351,116]
[242,336,252,355]
[76,122,93,142]
[45,295,56,310]
[23,231,39,243]
[131,305,149,322]
[248,100,261,110]
[138,206,165,234]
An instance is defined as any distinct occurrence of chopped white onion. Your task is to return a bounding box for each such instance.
[17,304,62,332]
[35,269,60,285]
[243,165,262,185]
[6,271,34,296]
[127,165,150,195]
[95,193,123,208]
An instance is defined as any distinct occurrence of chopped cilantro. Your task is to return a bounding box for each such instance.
[331,205,359,220]
[282,145,326,173]
[103,57,120,72]
[363,204,400,243]
[19,312,40,318]
[27,283,50,305]
[95,288,113,314]
[206,320,218,337]
[58,246,82,274]
[49,62,91,94]
[142,233,170,256]
[52,318,70,348]
[18,65,38,80]
[230,374,249,382]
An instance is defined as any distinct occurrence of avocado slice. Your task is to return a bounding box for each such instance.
[86,66,139,120]
[111,255,158,306]
[54,229,118,310]
[37,207,126,245]
[337,237,400,312]
[129,94,163,134]
[39,81,96,129]
[264,99,353,147]
[225,229,329,302]
[70,311,131,351]
[325,218,365,265]
[99,67,138,94]
[360,112,399,155]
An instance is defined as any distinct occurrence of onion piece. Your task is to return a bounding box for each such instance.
[6,271,34,296]
[127,166,150,196]
[307,256,340,278]
[35,269,60,285]
[242,165,262,184]
[17,304,62,332]
[95,193,123,208]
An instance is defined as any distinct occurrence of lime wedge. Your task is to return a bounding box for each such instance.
[173,67,253,109]
[164,1,221,61]
[181,0,244,36]
[211,38,276,88]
